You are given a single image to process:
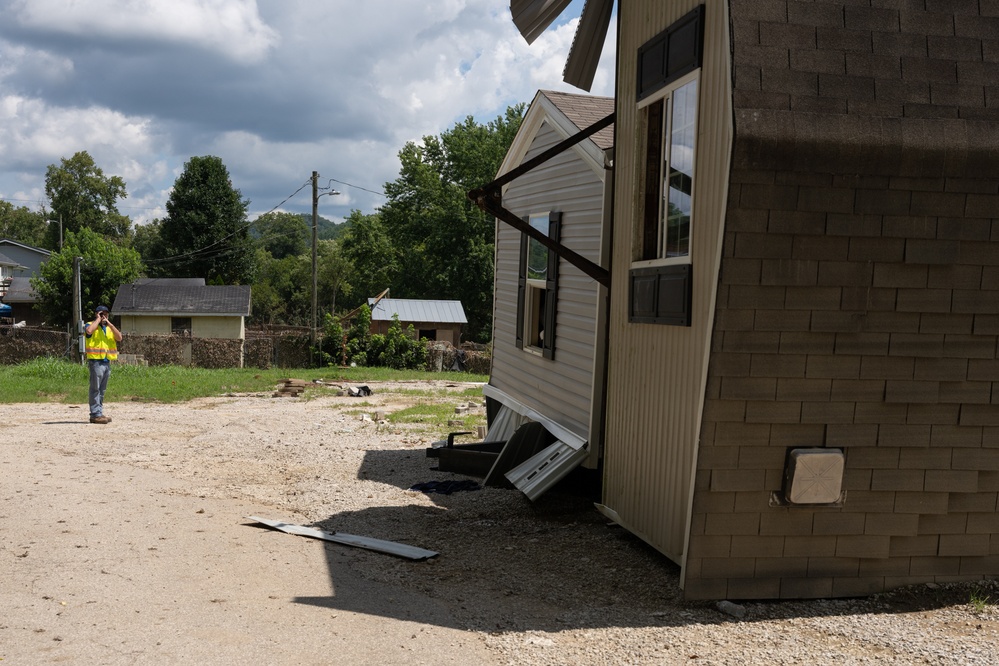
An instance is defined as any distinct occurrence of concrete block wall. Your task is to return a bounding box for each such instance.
[684,0,999,599]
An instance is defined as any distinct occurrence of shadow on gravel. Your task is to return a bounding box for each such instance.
[275,447,995,634]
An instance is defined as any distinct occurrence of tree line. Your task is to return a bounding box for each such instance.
[0,104,524,343]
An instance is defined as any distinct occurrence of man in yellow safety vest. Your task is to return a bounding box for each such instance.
[84,305,122,424]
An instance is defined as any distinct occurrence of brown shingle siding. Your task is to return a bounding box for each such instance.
[948,492,998,512]
[696,0,999,600]
[890,534,941,556]
[761,511,816,536]
[847,445,900,467]
[865,512,920,535]
[899,10,955,37]
[953,12,999,37]
[939,533,991,555]
[780,576,834,598]
[898,446,953,468]
[872,469,926,491]
[830,379,887,401]
[836,534,892,558]
[924,469,979,491]
[894,491,950,513]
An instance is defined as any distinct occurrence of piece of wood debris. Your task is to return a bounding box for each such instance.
[247,516,438,561]
[273,379,307,398]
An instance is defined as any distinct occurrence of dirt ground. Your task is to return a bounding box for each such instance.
[2,380,998,665]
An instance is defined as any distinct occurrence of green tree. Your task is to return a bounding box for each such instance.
[32,228,142,327]
[379,105,524,341]
[130,219,164,269]
[251,252,310,325]
[317,239,352,316]
[338,210,396,310]
[44,151,131,246]
[156,156,254,284]
[253,211,309,260]
[0,202,48,248]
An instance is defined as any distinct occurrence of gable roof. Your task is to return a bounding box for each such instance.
[0,239,51,257]
[541,90,615,150]
[496,88,614,181]
[112,283,251,316]
[367,298,467,324]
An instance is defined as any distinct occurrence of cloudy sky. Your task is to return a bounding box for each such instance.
[0,0,615,227]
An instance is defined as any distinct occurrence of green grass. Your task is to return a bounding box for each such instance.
[0,357,487,404]
[386,401,484,432]
[970,587,993,613]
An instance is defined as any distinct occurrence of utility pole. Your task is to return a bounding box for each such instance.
[72,256,82,363]
[311,171,319,345]
[310,172,341,346]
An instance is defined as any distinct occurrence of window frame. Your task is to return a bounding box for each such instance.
[171,316,192,336]
[516,211,561,359]
[634,68,700,269]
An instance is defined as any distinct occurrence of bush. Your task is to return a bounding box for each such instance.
[318,307,428,370]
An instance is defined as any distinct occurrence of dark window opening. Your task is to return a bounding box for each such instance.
[171,317,191,336]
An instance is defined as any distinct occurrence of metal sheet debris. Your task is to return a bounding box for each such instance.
[247,516,438,561]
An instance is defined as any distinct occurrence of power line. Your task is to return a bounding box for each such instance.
[326,177,385,197]
[145,179,313,266]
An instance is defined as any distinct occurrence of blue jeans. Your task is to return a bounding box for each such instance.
[89,360,111,417]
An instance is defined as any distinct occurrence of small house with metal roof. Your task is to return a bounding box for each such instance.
[367,297,467,345]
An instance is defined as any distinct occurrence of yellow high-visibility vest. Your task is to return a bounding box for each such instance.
[85,325,118,361]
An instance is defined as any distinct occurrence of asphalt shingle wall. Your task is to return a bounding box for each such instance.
[684,0,999,600]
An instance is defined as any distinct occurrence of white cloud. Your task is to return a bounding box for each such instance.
[7,0,278,63]
[0,0,615,226]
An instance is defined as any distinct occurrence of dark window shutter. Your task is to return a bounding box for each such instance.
[515,217,528,350]
[637,4,704,101]
[542,212,562,359]
[628,264,692,326]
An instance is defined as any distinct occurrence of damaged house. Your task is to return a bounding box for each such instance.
[469,0,999,600]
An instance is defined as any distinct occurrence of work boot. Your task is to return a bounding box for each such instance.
[90,415,112,424]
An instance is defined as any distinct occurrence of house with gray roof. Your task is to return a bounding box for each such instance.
[0,239,50,277]
[112,279,251,341]
[367,297,467,345]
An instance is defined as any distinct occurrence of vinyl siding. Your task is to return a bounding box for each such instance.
[491,119,608,449]
[602,0,734,563]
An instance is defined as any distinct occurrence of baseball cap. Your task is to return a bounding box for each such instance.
[96,305,110,312]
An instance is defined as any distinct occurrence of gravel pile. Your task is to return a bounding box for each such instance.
[13,384,999,664]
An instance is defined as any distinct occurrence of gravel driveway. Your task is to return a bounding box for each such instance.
[2,381,998,664]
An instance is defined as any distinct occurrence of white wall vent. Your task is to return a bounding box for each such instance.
[784,448,845,505]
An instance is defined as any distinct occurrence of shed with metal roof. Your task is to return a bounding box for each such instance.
[367,298,467,345]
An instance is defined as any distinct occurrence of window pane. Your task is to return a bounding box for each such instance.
[663,79,697,258]
[527,214,549,280]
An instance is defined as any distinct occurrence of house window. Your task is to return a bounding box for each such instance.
[629,6,704,325]
[516,212,561,359]
[640,76,698,262]
[171,317,191,336]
